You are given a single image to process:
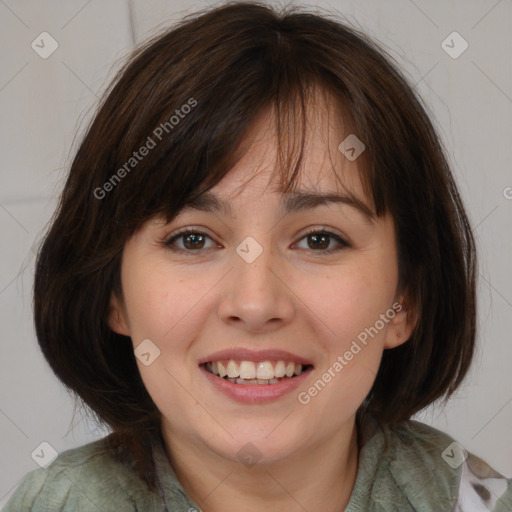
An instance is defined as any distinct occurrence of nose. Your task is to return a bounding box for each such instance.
[217,240,295,334]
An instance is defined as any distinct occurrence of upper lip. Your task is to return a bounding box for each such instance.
[199,348,314,366]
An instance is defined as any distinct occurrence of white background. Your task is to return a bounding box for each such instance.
[1,0,511,505]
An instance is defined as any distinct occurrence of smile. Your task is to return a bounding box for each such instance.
[203,360,312,385]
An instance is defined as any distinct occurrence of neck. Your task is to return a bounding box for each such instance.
[162,420,359,512]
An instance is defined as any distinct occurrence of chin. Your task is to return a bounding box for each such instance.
[202,421,310,466]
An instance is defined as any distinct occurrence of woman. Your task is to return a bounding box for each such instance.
[4,2,511,511]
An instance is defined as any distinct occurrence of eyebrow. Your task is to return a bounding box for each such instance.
[180,190,376,223]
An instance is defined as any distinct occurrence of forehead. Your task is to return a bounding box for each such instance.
[206,88,370,213]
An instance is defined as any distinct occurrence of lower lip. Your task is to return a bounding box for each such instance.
[199,365,313,404]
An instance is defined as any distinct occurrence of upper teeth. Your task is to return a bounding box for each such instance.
[206,360,304,380]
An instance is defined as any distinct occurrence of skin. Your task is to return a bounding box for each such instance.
[108,91,417,512]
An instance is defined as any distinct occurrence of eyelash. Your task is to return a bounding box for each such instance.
[161,227,349,256]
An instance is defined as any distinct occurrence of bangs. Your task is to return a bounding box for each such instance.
[87,23,388,242]
[153,84,377,227]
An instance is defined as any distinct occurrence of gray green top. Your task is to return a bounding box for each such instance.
[3,419,512,511]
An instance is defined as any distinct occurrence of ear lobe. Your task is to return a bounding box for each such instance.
[384,298,417,350]
[107,293,130,336]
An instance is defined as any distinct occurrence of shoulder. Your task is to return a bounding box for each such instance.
[377,419,512,512]
[2,438,161,512]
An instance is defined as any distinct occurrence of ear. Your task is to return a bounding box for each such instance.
[107,292,130,336]
[383,293,417,349]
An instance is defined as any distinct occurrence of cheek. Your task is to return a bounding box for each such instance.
[121,274,171,339]
[295,271,388,423]
[299,264,394,346]
[121,268,211,411]
[295,259,396,416]
[121,264,192,338]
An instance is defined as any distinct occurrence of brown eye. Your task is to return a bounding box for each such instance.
[306,233,330,250]
[164,229,217,253]
[181,232,206,250]
[295,230,349,254]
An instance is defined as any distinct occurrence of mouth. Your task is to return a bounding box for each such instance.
[201,360,313,385]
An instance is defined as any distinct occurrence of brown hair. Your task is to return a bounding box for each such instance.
[34,0,477,491]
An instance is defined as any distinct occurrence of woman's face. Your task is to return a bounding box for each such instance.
[108,98,414,467]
